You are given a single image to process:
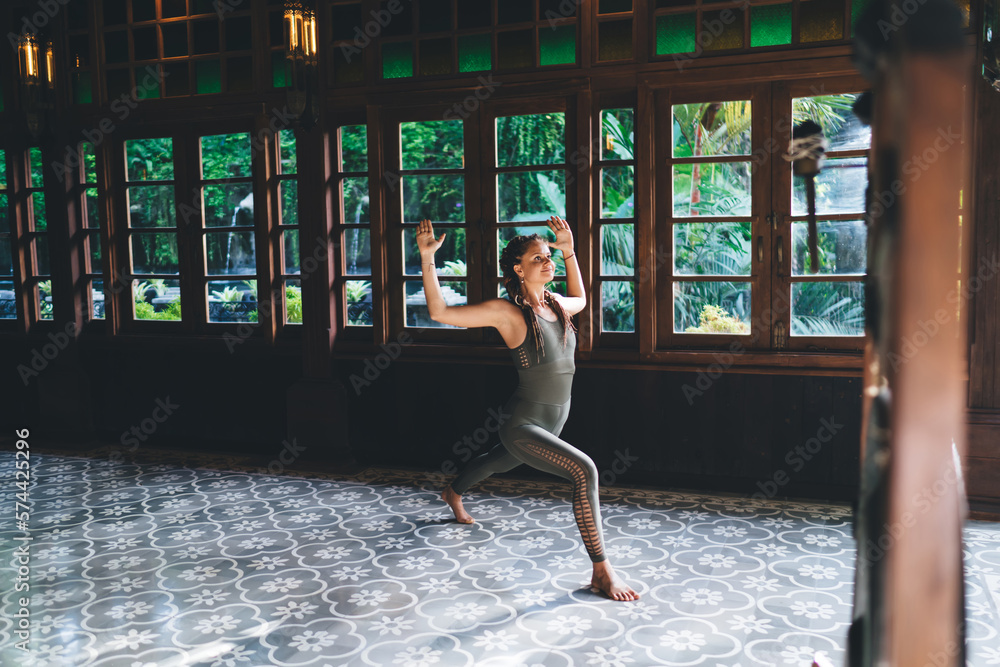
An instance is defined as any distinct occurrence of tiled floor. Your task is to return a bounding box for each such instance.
[0,449,998,666]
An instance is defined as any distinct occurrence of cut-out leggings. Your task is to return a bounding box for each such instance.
[450,396,606,563]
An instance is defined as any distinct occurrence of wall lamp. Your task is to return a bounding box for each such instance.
[285,1,319,128]
[18,33,56,137]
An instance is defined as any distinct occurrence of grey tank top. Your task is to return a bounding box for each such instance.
[509,307,576,405]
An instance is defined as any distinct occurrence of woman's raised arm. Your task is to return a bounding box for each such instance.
[417,220,520,331]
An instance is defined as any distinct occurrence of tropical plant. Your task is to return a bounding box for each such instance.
[685,304,750,334]
[286,284,303,324]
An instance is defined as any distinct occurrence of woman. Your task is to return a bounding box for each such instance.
[417,215,639,602]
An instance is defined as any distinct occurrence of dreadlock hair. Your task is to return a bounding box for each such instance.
[499,234,577,364]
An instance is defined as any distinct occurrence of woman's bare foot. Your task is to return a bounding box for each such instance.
[591,561,639,601]
[442,485,474,524]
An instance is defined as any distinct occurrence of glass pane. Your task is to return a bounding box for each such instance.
[791,220,867,275]
[34,236,51,276]
[195,60,221,94]
[37,282,53,320]
[0,239,10,275]
[602,108,635,161]
[401,120,464,170]
[283,229,299,274]
[128,185,176,227]
[74,71,94,105]
[135,66,161,99]
[672,101,752,157]
[0,278,12,320]
[91,279,105,320]
[29,148,44,188]
[382,41,414,79]
[133,278,182,320]
[88,231,102,272]
[344,227,372,275]
[497,29,533,69]
[793,93,870,151]
[655,12,696,55]
[206,230,256,275]
[0,194,7,233]
[201,133,252,179]
[791,281,865,336]
[131,233,179,274]
[800,0,845,43]
[280,180,298,226]
[792,157,867,216]
[458,33,491,72]
[600,0,632,12]
[271,50,288,88]
[341,125,368,172]
[598,19,633,61]
[499,0,532,24]
[458,0,490,29]
[498,170,566,222]
[279,130,296,174]
[497,113,565,167]
[601,224,634,276]
[751,3,792,47]
[674,281,751,333]
[419,38,452,76]
[29,193,46,231]
[405,280,466,328]
[208,279,257,323]
[673,162,752,217]
[82,143,97,183]
[0,150,5,188]
[85,189,100,229]
[602,166,635,218]
[345,279,372,326]
[602,281,635,332]
[420,0,451,31]
[341,177,368,224]
[286,279,302,325]
[673,222,752,276]
[126,138,173,181]
[402,175,465,224]
[702,9,744,51]
[404,227,466,275]
[204,183,253,227]
[539,25,576,66]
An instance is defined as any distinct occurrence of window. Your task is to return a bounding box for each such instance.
[337,123,372,328]
[79,143,104,319]
[597,105,637,335]
[277,129,301,326]
[23,148,52,322]
[124,137,181,321]
[0,150,12,320]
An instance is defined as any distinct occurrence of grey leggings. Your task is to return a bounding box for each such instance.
[450,398,606,563]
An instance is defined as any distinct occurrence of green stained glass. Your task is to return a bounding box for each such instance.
[196,60,221,94]
[74,72,93,105]
[459,34,491,72]
[703,9,744,50]
[751,4,792,47]
[800,0,845,42]
[0,151,5,189]
[851,0,872,36]
[272,51,288,88]
[134,67,161,100]
[656,13,696,55]
[382,41,414,79]
[539,25,576,66]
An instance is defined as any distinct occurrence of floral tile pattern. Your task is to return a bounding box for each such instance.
[0,450,998,666]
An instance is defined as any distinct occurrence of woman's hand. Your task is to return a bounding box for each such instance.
[416,219,446,257]
[547,216,575,254]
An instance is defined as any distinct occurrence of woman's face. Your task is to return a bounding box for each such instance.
[516,240,555,285]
